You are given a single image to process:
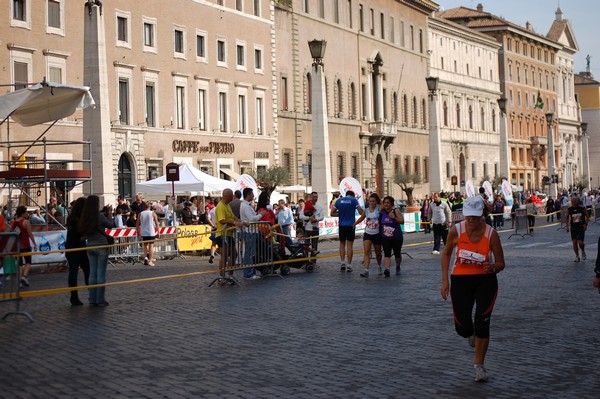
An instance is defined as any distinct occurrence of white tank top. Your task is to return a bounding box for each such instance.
[364,207,381,235]
[139,210,157,237]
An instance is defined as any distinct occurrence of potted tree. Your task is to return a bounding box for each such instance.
[393,171,422,213]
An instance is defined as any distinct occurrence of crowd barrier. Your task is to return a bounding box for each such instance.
[509,208,532,239]
[106,228,140,265]
[0,232,33,321]
[209,222,277,287]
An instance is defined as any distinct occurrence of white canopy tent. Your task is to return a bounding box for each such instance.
[136,163,235,195]
[0,81,95,126]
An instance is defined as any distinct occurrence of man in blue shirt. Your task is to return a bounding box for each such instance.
[332,190,364,272]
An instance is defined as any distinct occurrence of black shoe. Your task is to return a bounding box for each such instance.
[209,255,214,264]
[384,269,390,278]
[340,265,346,272]
[96,301,109,307]
[71,299,84,306]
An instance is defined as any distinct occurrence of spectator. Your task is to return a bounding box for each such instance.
[429,192,452,255]
[79,195,115,306]
[29,209,47,225]
[451,192,464,212]
[180,201,194,225]
[130,194,144,216]
[276,199,294,249]
[240,188,266,279]
[545,196,555,223]
[420,194,431,234]
[214,189,243,280]
[10,206,38,287]
[299,192,323,255]
[525,197,537,234]
[66,197,89,306]
[229,190,243,219]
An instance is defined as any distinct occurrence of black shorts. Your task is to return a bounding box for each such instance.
[570,226,585,241]
[142,235,157,242]
[382,237,403,258]
[363,233,381,245]
[214,235,234,248]
[450,273,498,339]
[19,247,32,266]
[339,226,356,242]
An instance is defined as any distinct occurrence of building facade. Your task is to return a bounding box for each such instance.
[575,72,600,188]
[274,0,438,201]
[1,0,277,204]
[428,15,502,192]
[441,5,563,192]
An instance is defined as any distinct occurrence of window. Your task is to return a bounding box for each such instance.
[119,79,129,124]
[335,79,343,117]
[414,156,420,177]
[351,154,359,179]
[349,83,356,119]
[443,101,448,126]
[13,61,28,90]
[468,105,473,129]
[400,21,405,47]
[236,0,242,12]
[256,96,264,135]
[145,83,155,127]
[419,29,423,53]
[492,110,496,132]
[175,85,185,129]
[217,39,226,63]
[306,73,313,113]
[359,4,364,32]
[319,0,325,18]
[13,0,26,21]
[174,29,184,54]
[280,76,288,111]
[369,8,374,35]
[348,0,353,28]
[404,156,411,174]
[303,0,309,13]
[254,48,262,71]
[483,163,488,177]
[48,0,61,29]
[446,162,451,179]
[337,153,346,181]
[282,151,293,184]
[456,103,461,128]
[480,107,485,130]
[218,92,228,132]
[236,44,245,67]
[144,22,155,48]
[253,0,260,17]
[380,13,385,39]
[198,88,207,130]
[390,16,395,43]
[48,66,62,83]
[237,95,246,133]
[196,34,206,58]
[402,95,408,125]
[423,158,429,182]
[412,97,418,126]
[334,0,339,23]
[410,25,414,50]
[117,16,128,42]
[471,162,476,179]
[422,99,426,127]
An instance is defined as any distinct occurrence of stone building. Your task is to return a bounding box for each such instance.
[575,72,600,188]
[274,0,438,201]
[427,14,502,192]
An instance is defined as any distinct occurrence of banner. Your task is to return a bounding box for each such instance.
[32,230,66,264]
[235,174,260,198]
[482,181,493,199]
[339,177,365,207]
[501,179,514,207]
[465,180,476,197]
[176,225,213,251]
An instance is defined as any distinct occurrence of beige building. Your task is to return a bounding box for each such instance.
[575,72,600,188]
[441,5,562,192]
[428,15,502,192]
[274,0,438,200]
[1,0,277,204]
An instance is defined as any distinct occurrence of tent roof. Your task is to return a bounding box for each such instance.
[0,82,95,126]
[136,163,235,195]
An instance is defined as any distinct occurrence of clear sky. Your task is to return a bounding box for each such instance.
[437,0,598,75]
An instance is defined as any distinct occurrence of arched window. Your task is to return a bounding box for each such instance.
[492,109,496,132]
[456,103,461,128]
[335,79,343,117]
[412,96,418,125]
[402,94,408,126]
[421,98,427,127]
[468,105,473,129]
[392,92,398,123]
[305,73,312,113]
[443,101,448,126]
[349,82,356,119]
[480,107,485,130]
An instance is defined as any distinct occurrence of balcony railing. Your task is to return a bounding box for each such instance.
[368,121,397,138]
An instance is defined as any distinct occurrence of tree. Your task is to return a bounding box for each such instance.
[574,175,590,192]
[492,175,507,190]
[251,165,290,194]
[393,171,422,206]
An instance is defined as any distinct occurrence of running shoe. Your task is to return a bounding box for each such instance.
[346,266,353,273]
[468,335,476,348]
[360,270,369,277]
[574,256,581,263]
[209,255,214,264]
[340,263,346,272]
[396,266,401,275]
[474,365,489,382]
[384,269,390,278]
[582,251,587,260]
[377,265,383,275]
[432,250,440,255]
[20,277,30,287]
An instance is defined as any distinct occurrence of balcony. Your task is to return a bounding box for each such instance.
[368,121,397,138]
[530,136,547,147]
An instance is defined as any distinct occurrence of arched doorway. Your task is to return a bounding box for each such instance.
[118,153,134,200]
[375,154,384,197]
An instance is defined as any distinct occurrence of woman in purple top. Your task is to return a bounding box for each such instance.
[380,196,405,277]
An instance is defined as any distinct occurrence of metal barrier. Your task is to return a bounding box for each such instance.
[106,228,140,266]
[509,208,531,239]
[155,227,183,260]
[1,232,33,321]
[559,206,568,230]
[209,222,278,287]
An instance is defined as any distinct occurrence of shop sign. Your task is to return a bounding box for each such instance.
[172,140,235,154]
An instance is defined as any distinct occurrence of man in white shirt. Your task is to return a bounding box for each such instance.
[239,188,266,279]
[428,192,452,255]
[276,199,294,248]
[299,192,324,253]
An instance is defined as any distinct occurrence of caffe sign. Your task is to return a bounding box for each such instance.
[172,140,235,154]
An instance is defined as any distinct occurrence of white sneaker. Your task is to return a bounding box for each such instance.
[574,256,581,263]
[474,365,489,382]
[432,250,440,255]
[245,275,261,280]
[377,265,383,275]
[582,251,587,260]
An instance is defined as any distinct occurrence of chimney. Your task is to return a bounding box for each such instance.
[476,3,484,12]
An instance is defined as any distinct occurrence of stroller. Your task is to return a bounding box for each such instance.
[272,226,318,275]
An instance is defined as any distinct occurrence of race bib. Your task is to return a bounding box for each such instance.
[383,225,396,237]
[457,249,485,265]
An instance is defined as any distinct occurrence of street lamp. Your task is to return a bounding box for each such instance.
[308,39,332,216]
[546,112,557,198]
[426,76,442,191]
[308,39,327,66]
[497,96,510,180]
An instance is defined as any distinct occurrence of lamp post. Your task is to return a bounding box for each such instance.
[581,122,591,188]
[308,39,332,216]
[425,76,442,192]
[546,112,557,198]
[497,96,510,180]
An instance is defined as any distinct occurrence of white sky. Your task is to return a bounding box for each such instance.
[437,0,598,75]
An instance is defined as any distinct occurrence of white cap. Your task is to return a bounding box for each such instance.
[463,196,484,217]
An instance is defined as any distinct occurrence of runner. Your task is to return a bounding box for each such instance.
[441,195,505,382]
[354,193,382,277]
[566,195,588,263]
[331,190,364,273]
[380,196,404,277]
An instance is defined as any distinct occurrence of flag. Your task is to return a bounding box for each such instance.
[535,91,544,109]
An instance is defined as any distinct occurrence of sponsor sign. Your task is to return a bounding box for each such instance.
[176,225,213,251]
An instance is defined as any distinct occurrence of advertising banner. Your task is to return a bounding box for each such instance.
[235,174,260,198]
[339,177,365,207]
[501,179,514,207]
[465,180,476,197]
[176,225,213,251]
[32,230,66,264]
[482,181,493,199]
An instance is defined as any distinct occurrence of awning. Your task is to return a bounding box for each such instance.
[220,167,240,180]
[0,82,95,126]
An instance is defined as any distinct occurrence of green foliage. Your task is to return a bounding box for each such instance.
[251,165,291,194]
[393,171,422,206]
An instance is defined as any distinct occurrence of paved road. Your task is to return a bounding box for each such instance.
[1,218,599,398]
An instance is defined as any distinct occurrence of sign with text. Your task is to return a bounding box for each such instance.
[176,225,213,251]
